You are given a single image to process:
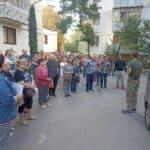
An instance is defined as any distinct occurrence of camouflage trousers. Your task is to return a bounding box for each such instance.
[126,78,140,110]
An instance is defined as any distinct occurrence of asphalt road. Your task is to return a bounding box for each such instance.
[7,74,150,150]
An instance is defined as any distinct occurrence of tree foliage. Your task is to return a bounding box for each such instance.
[42,6,59,30]
[59,0,100,33]
[64,31,81,53]
[139,20,150,54]
[118,16,150,55]
[104,44,118,59]
[29,6,38,57]
[42,6,64,52]
[80,22,96,54]
[119,15,141,52]
[58,0,100,54]
[56,16,73,34]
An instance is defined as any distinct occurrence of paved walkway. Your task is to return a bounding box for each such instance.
[7,74,150,150]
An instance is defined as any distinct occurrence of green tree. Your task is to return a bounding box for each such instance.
[29,6,38,57]
[116,16,150,55]
[56,17,73,34]
[64,31,81,53]
[58,0,100,33]
[58,0,100,54]
[139,20,150,54]
[81,22,96,55]
[119,15,141,52]
[104,44,118,59]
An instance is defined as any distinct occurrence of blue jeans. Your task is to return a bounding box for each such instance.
[0,124,11,150]
[100,73,108,88]
[86,73,93,91]
[71,76,77,92]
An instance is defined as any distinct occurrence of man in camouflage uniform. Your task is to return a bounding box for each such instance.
[122,52,142,113]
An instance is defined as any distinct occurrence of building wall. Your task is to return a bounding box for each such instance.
[113,0,142,8]
[91,0,113,55]
[0,23,29,54]
[141,0,150,20]
[43,29,57,53]
[0,0,30,54]
[34,1,58,53]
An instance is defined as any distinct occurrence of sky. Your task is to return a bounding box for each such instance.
[46,0,60,10]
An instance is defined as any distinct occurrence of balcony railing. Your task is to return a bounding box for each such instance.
[0,2,29,24]
[113,0,143,8]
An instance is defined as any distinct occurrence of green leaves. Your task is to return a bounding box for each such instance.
[64,31,81,53]
[59,0,100,33]
[119,16,141,51]
[81,22,96,46]
[56,16,73,34]
[59,0,99,54]
[119,16,150,55]
[139,20,150,54]
[80,22,96,54]
[29,6,38,57]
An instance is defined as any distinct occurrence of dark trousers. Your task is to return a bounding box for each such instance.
[49,75,59,96]
[100,73,108,88]
[86,73,93,91]
[71,76,77,92]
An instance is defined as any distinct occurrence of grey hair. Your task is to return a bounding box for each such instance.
[18,58,28,63]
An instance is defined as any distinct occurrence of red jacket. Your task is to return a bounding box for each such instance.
[35,66,49,87]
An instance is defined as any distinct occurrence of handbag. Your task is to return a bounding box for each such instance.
[64,73,72,80]
[48,79,54,88]
[24,88,35,98]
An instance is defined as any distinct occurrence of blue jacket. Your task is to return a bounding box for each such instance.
[0,72,17,126]
[73,65,80,75]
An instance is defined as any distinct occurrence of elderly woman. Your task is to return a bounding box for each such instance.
[14,58,35,125]
[0,55,23,150]
[63,59,73,97]
[35,59,51,108]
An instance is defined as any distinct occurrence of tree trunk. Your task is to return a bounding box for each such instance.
[117,43,122,58]
[87,43,90,55]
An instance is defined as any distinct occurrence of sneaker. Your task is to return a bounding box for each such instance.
[40,105,46,108]
[46,103,52,106]
[121,109,132,114]
[9,131,14,137]
[28,116,37,120]
[132,108,136,112]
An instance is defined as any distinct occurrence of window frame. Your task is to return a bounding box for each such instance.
[3,26,16,45]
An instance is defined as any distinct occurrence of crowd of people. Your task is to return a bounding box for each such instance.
[0,48,143,150]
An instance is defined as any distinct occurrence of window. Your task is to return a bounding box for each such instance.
[44,35,48,44]
[3,26,16,44]
[120,11,128,21]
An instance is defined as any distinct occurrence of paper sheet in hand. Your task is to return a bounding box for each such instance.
[12,82,23,95]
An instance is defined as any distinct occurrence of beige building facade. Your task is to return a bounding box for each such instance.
[0,0,30,54]
[0,0,58,55]
[90,0,113,55]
